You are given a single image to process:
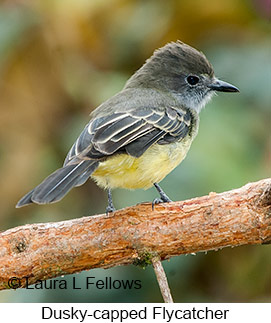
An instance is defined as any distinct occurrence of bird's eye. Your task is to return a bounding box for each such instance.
[186,75,199,86]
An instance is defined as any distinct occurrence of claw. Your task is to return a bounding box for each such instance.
[105,205,116,216]
[152,198,163,210]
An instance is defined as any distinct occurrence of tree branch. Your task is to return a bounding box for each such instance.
[151,257,173,303]
[0,178,270,291]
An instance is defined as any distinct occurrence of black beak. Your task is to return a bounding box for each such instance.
[208,78,239,93]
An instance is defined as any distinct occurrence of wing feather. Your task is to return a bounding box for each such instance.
[64,106,192,162]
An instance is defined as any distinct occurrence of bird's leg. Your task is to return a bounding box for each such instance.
[152,182,172,209]
[105,188,116,214]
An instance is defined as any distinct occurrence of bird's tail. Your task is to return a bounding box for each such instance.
[16,160,99,208]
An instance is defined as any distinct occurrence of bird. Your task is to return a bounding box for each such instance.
[16,41,239,212]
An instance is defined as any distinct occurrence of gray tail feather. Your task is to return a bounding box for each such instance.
[16,160,99,208]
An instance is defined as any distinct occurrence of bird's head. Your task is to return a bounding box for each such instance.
[125,41,239,113]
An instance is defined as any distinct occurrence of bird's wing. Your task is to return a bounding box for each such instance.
[64,106,192,164]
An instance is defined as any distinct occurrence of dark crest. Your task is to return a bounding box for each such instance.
[146,41,214,76]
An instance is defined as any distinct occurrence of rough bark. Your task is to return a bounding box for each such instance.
[0,178,270,290]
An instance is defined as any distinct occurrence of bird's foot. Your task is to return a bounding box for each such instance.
[105,205,116,216]
[152,183,172,210]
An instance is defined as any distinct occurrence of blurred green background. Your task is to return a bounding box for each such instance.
[0,0,270,302]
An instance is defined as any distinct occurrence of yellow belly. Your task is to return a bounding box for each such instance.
[91,138,192,190]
